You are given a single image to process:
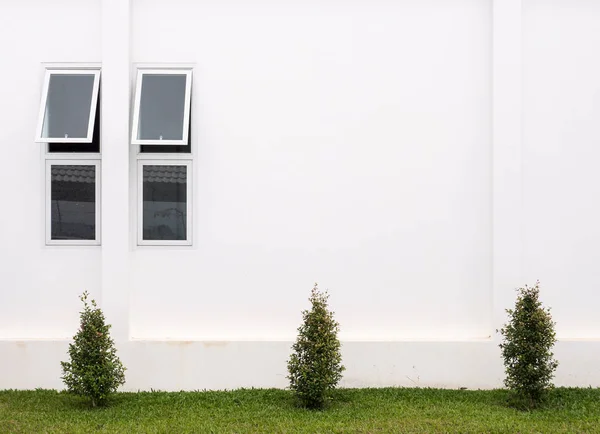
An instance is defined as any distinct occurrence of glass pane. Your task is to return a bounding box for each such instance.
[138,74,187,141]
[143,165,187,240]
[42,74,96,139]
[51,165,96,240]
[49,106,100,153]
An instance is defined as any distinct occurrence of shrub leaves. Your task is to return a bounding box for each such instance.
[499,281,558,408]
[61,291,126,407]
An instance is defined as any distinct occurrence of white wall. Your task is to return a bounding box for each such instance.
[0,0,102,339]
[130,0,493,341]
[1,0,600,390]
[523,0,600,339]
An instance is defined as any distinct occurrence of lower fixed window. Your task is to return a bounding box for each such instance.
[138,160,192,246]
[46,160,100,245]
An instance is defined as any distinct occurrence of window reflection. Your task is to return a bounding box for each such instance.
[138,74,187,141]
[43,74,96,139]
[142,165,187,240]
[51,165,96,240]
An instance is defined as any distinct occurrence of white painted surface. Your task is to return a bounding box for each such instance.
[101,0,131,342]
[0,0,599,390]
[130,0,493,341]
[492,0,523,337]
[522,0,600,340]
[0,0,102,339]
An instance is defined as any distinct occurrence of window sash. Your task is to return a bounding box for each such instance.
[45,160,101,246]
[131,69,193,146]
[137,160,193,246]
[35,69,101,144]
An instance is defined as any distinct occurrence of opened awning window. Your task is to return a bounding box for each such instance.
[131,69,192,146]
[35,70,100,143]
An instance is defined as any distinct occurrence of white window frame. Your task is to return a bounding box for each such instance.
[35,69,101,143]
[131,69,192,146]
[45,159,101,246]
[137,160,193,246]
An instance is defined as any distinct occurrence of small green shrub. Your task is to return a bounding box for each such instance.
[287,283,345,409]
[61,291,126,407]
[499,281,558,408]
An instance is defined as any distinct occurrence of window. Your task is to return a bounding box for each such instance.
[48,98,100,153]
[46,161,100,245]
[138,161,192,245]
[35,70,100,143]
[131,69,192,145]
[38,66,101,246]
[133,67,194,246]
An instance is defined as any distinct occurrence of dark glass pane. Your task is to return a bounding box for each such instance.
[51,165,95,240]
[43,74,95,139]
[143,165,187,240]
[138,74,187,141]
[140,144,190,153]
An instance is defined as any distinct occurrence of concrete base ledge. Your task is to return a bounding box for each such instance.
[1,340,599,391]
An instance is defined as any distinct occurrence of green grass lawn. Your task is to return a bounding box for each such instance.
[1,387,599,433]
